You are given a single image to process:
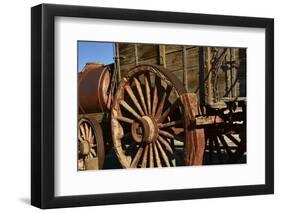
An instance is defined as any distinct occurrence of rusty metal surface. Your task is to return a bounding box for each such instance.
[79,63,113,113]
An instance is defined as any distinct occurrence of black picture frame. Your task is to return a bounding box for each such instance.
[31,3,274,209]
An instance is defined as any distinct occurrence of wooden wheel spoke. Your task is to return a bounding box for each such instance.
[158,135,173,154]
[120,100,141,119]
[155,85,172,119]
[88,130,94,150]
[125,84,145,116]
[149,143,154,168]
[79,124,86,140]
[84,123,89,141]
[218,135,234,157]
[78,134,83,143]
[171,127,184,135]
[141,145,149,168]
[133,77,148,115]
[90,132,94,145]
[156,140,170,167]
[153,142,162,167]
[157,99,179,123]
[213,135,223,161]
[88,151,94,158]
[130,146,144,168]
[225,134,240,146]
[159,130,174,139]
[91,148,97,157]
[117,116,134,124]
[144,74,151,115]
[158,120,183,128]
[151,76,159,116]
[88,126,92,142]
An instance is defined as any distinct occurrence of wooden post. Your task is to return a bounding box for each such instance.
[183,46,188,91]
[159,45,166,68]
[227,48,233,98]
[198,47,205,107]
[238,48,246,97]
[231,48,237,97]
[206,47,213,105]
[115,43,121,82]
[134,44,139,65]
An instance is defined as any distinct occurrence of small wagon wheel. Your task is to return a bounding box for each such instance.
[204,130,246,164]
[111,65,188,168]
[78,117,105,170]
[204,100,246,164]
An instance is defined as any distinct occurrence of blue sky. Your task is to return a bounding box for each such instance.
[78,41,114,71]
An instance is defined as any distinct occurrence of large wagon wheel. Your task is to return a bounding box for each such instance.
[111,65,188,168]
[78,117,105,170]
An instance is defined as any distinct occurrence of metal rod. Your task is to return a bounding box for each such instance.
[115,43,121,82]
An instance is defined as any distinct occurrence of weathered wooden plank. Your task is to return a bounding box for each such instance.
[183,46,188,89]
[138,57,159,66]
[166,51,183,71]
[120,47,136,65]
[137,44,158,60]
[118,44,245,106]
[206,47,213,104]
[119,44,134,56]
[118,43,132,50]
[165,45,183,54]
[187,68,199,92]
[120,62,136,77]
[159,45,166,68]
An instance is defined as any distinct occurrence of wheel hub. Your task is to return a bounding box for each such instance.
[80,140,90,155]
[131,116,158,143]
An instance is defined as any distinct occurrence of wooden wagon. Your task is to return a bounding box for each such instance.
[77,43,246,170]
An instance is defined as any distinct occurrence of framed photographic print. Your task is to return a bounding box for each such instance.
[31,3,274,209]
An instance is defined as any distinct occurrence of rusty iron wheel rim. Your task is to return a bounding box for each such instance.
[78,117,105,170]
[111,65,188,168]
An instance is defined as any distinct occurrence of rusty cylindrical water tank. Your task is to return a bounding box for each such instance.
[79,63,113,113]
